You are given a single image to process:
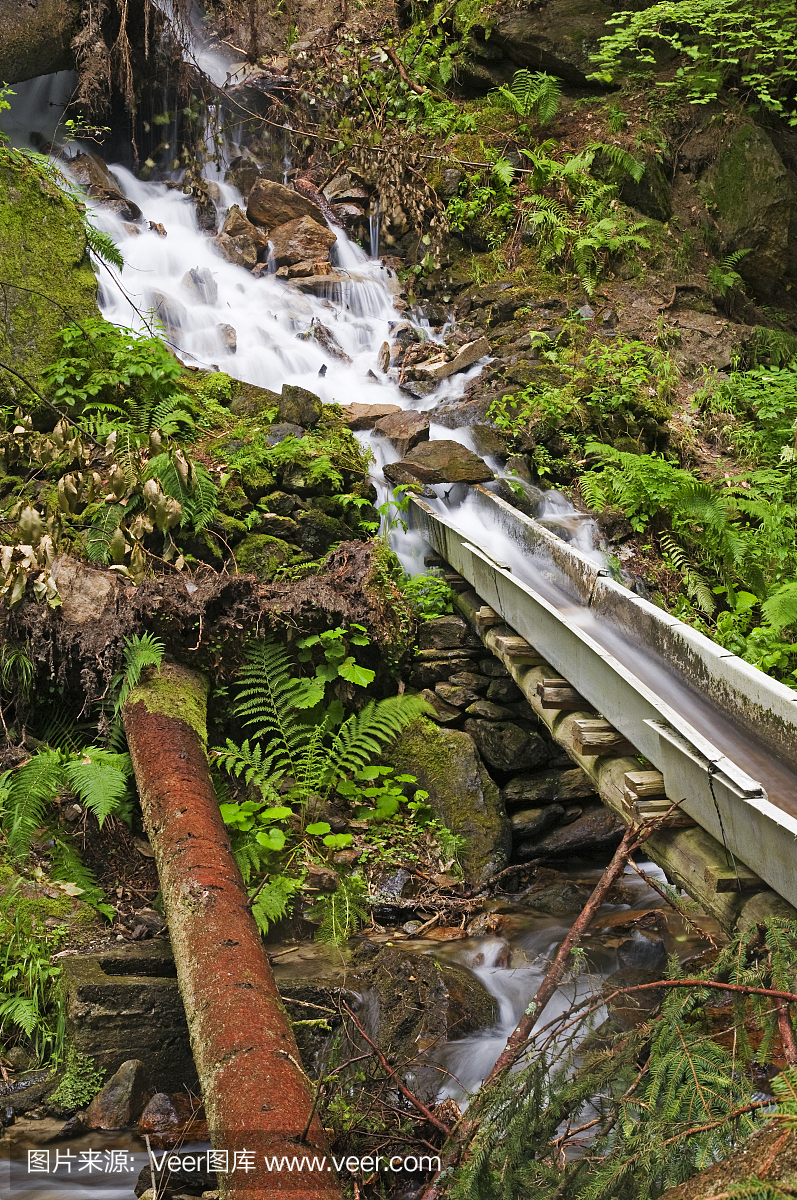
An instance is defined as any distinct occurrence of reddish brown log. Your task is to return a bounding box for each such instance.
[123,663,341,1200]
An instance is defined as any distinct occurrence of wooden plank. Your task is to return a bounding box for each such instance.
[572,718,636,757]
[704,860,763,893]
[623,769,665,799]
[492,633,546,664]
[537,677,592,710]
[474,605,503,630]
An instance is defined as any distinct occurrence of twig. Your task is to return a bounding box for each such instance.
[380,46,428,96]
[778,1003,797,1066]
[0,361,104,449]
[341,1001,452,1137]
[625,858,719,950]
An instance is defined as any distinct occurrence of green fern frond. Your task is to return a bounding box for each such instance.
[85,503,126,564]
[233,639,317,774]
[111,632,165,719]
[146,453,217,532]
[50,837,114,918]
[84,224,124,271]
[0,750,65,859]
[251,875,301,936]
[214,738,284,802]
[312,875,368,945]
[762,582,797,632]
[63,749,133,827]
[325,695,431,791]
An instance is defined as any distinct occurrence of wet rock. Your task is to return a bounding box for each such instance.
[66,152,119,193]
[424,926,469,940]
[269,214,337,268]
[511,805,564,839]
[421,688,461,724]
[217,323,236,353]
[617,931,668,974]
[373,409,430,456]
[466,912,507,937]
[193,191,217,233]
[415,337,490,381]
[279,383,322,427]
[323,173,369,204]
[247,177,324,230]
[138,1091,208,1149]
[387,440,494,486]
[224,155,266,199]
[435,682,483,708]
[603,967,666,1032]
[523,803,625,858]
[215,204,268,269]
[181,267,218,305]
[297,319,350,362]
[465,720,549,773]
[502,767,598,808]
[351,942,497,1091]
[386,718,511,885]
[148,291,188,342]
[88,186,142,222]
[86,1059,151,1129]
[419,615,482,652]
[523,875,592,915]
[339,401,402,430]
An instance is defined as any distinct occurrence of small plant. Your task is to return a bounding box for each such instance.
[400,570,455,619]
[49,1048,106,1110]
[0,880,68,1061]
[708,249,751,299]
[492,69,562,126]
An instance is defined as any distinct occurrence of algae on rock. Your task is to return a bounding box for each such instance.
[0,161,100,399]
[386,717,511,886]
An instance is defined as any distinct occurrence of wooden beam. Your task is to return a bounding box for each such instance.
[491,633,545,663]
[572,718,636,757]
[537,677,593,711]
[623,769,666,800]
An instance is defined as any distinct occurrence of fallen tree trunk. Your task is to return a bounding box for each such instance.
[122,662,341,1200]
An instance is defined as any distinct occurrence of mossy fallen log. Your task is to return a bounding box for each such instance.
[122,662,341,1200]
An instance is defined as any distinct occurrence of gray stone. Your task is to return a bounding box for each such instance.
[181,266,218,305]
[478,658,511,678]
[435,682,483,708]
[465,699,516,720]
[49,555,118,624]
[373,409,430,456]
[279,383,322,427]
[297,320,350,362]
[215,204,268,269]
[522,803,625,858]
[421,688,461,724]
[385,718,511,885]
[265,421,305,445]
[486,677,523,704]
[522,876,592,914]
[217,323,236,353]
[511,805,564,839]
[465,719,549,773]
[418,615,481,651]
[491,0,620,85]
[502,767,597,808]
[448,671,489,691]
[86,1059,151,1129]
[387,440,494,485]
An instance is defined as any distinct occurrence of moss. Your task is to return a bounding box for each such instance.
[0,161,100,398]
[211,512,248,545]
[216,483,252,519]
[235,533,297,580]
[127,668,209,747]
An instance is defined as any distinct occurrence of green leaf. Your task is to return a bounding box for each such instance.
[255,827,286,851]
[338,659,376,687]
[306,821,332,836]
[323,833,354,848]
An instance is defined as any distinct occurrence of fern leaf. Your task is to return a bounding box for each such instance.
[250,876,300,936]
[325,695,431,791]
[762,582,797,632]
[312,876,368,945]
[233,640,317,774]
[63,749,133,827]
[50,837,115,918]
[1,750,65,859]
[85,503,126,564]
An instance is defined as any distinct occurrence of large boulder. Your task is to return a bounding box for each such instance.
[373,410,430,456]
[268,214,336,267]
[215,204,268,269]
[86,1059,151,1129]
[491,0,619,85]
[385,717,511,886]
[247,178,324,230]
[0,163,99,396]
[384,440,494,485]
[279,383,322,427]
[697,122,797,295]
[0,0,80,83]
[339,401,402,430]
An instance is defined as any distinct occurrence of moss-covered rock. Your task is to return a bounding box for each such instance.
[209,512,248,546]
[0,160,99,399]
[216,482,252,519]
[241,467,278,504]
[698,122,797,295]
[234,533,296,580]
[385,717,511,886]
[227,380,281,418]
[296,509,351,556]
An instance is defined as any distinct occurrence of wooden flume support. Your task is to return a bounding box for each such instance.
[122,663,341,1200]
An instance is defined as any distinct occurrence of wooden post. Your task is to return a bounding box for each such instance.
[123,663,341,1200]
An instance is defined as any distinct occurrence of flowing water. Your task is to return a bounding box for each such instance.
[0,58,748,1198]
